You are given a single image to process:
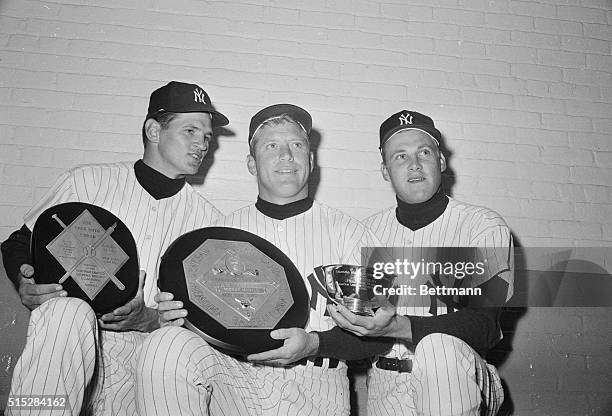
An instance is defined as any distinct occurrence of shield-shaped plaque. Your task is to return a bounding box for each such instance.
[31,202,139,315]
[159,227,309,355]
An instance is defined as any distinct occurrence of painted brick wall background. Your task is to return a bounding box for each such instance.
[0,0,610,414]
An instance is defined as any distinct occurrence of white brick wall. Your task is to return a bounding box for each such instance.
[0,1,611,414]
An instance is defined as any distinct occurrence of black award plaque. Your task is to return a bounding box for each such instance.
[31,202,139,315]
[159,227,309,355]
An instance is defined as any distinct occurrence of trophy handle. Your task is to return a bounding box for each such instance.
[322,264,344,305]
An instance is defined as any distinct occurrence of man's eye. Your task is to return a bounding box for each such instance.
[266,143,277,149]
[395,153,407,160]
[293,142,303,148]
[419,149,432,157]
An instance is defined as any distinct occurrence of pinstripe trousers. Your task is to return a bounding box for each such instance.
[368,333,503,416]
[7,297,148,416]
[136,326,350,416]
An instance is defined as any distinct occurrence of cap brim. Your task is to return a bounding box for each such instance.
[210,111,229,127]
[380,125,441,149]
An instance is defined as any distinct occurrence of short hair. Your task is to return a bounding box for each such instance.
[141,112,179,147]
[249,114,309,157]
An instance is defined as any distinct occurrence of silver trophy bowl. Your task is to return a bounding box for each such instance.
[323,264,395,316]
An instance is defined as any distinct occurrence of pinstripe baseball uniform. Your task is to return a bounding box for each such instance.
[7,161,222,416]
[363,197,513,416]
[136,199,381,416]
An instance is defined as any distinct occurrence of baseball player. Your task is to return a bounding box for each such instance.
[137,104,392,416]
[1,81,229,415]
[329,110,514,416]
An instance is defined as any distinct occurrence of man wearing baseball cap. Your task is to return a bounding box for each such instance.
[329,110,514,415]
[2,81,228,415]
[139,104,393,416]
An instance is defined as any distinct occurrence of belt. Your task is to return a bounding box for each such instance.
[232,354,339,369]
[296,357,340,368]
[376,357,413,373]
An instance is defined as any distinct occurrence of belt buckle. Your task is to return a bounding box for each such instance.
[377,356,411,373]
[296,357,339,369]
[392,357,401,372]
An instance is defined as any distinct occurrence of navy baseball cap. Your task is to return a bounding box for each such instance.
[147,81,229,127]
[248,104,312,143]
[379,110,441,150]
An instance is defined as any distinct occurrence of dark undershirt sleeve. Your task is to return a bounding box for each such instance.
[314,326,393,361]
[1,224,32,288]
[407,275,509,356]
[408,308,499,357]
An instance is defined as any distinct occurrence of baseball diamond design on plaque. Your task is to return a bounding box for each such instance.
[46,210,128,300]
[183,239,293,329]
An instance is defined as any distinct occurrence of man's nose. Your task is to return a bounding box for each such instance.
[407,156,422,170]
[279,144,294,161]
[194,135,209,150]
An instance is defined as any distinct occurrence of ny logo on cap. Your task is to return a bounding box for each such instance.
[193,88,207,104]
[398,112,413,125]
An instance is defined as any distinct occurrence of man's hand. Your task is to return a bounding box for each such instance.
[99,270,158,332]
[17,264,67,311]
[155,291,188,327]
[246,328,319,366]
[328,303,412,341]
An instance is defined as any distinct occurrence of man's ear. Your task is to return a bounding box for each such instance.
[439,152,447,173]
[381,162,391,182]
[309,151,314,173]
[144,119,161,144]
[247,154,257,176]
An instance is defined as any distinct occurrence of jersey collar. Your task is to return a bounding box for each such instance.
[255,196,314,220]
[134,159,186,200]
[395,186,449,231]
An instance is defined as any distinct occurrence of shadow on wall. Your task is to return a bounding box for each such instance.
[439,135,456,198]
[487,240,612,415]
[308,128,322,200]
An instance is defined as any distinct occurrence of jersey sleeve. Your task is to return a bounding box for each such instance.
[404,214,515,354]
[407,270,512,355]
[23,169,78,231]
[471,220,514,301]
[408,307,500,357]
[315,326,393,360]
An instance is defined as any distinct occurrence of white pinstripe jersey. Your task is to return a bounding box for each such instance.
[364,197,514,359]
[24,161,222,307]
[216,200,381,333]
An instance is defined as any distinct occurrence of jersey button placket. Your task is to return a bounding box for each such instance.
[274,221,287,253]
[145,202,159,242]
